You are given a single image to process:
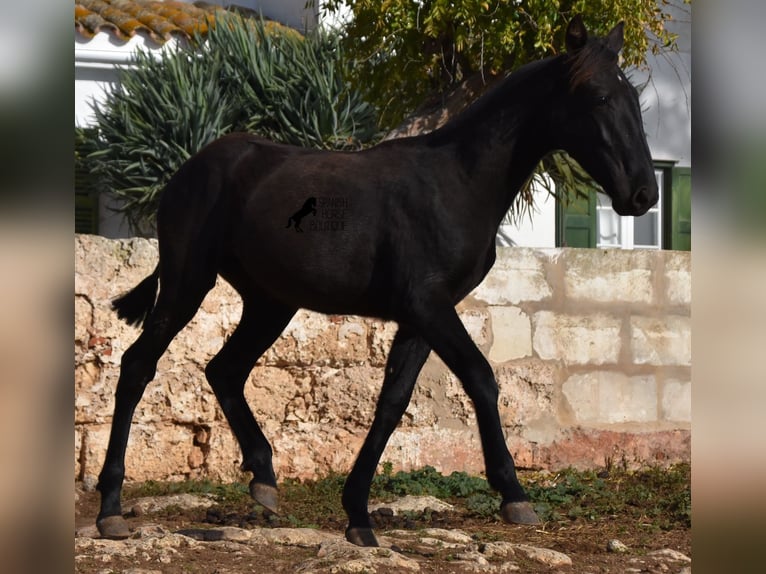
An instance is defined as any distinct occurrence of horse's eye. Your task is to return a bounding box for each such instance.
[596,95,610,106]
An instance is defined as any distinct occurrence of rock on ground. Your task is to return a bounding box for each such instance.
[75,494,691,573]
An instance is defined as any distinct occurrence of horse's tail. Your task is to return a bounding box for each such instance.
[112,264,160,328]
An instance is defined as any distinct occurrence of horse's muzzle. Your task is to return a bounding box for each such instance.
[614,184,658,216]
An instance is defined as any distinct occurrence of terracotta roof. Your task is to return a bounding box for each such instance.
[75,0,224,44]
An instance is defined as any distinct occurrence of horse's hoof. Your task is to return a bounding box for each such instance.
[250,481,279,514]
[96,515,131,539]
[501,501,541,525]
[345,527,379,547]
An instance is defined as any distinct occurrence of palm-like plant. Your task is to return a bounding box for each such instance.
[82,14,378,233]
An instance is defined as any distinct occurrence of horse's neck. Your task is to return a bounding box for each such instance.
[428,58,560,228]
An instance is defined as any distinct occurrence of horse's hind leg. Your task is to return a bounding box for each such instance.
[204,291,295,513]
[96,277,215,539]
[343,326,431,547]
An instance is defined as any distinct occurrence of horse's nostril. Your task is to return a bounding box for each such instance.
[632,186,654,209]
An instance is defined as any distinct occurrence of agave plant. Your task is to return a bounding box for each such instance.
[83,13,379,234]
[205,15,378,150]
[87,48,233,232]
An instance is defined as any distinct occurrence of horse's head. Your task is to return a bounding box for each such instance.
[553,16,658,216]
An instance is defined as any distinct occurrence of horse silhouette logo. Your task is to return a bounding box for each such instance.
[286,197,317,232]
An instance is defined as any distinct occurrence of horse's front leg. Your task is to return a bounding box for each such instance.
[413,300,541,525]
[342,326,431,547]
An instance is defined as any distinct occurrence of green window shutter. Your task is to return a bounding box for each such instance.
[557,190,596,248]
[75,128,99,235]
[667,167,691,251]
[75,189,98,235]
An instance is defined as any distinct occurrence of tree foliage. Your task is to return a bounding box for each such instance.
[321,0,688,220]
[322,0,686,128]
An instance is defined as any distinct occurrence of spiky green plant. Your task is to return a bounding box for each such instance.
[204,18,378,150]
[87,49,233,232]
[83,14,379,233]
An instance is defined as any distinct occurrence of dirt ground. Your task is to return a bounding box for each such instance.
[74,487,691,573]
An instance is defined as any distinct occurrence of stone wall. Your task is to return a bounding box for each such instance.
[75,235,690,484]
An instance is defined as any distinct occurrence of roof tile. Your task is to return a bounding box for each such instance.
[75,0,218,44]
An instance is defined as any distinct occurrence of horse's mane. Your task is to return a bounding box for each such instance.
[425,57,558,145]
[565,38,619,91]
[425,34,619,145]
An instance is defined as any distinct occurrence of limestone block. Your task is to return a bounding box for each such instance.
[124,423,196,481]
[74,295,93,345]
[245,366,298,422]
[80,423,195,483]
[80,425,109,484]
[533,311,621,365]
[473,248,553,304]
[526,427,690,470]
[309,365,383,429]
[160,371,219,424]
[495,361,557,430]
[264,310,371,367]
[458,308,491,348]
[564,249,654,304]
[419,370,477,426]
[78,237,159,303]
[562,372,658,424]
[488,306,532,362]
[75,426,83,479]
[661,379,692,422]
[384,427,483,475]
[271,424,364,479]
[402,376,441,428]
[196,422,242,481]
[665,252,692,306]
[631,315,691,366]
[175,313,227,361]
[75,361,110,424]
[369,320,398,366]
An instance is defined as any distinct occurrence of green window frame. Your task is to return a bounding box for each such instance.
[556,163,691,251]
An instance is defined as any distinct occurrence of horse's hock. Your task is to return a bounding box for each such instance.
[75,235,690,484]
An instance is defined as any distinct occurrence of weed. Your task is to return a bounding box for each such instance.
[120,463,690,531]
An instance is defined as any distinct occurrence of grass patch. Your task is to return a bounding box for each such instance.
[524,463,691,529]
[125,478,250,505]
[122,463,690,530]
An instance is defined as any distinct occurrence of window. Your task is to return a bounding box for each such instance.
[557,163,690,251]
[596,169,664,249]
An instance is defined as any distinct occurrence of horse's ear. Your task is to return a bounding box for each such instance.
[565,15,588,53]
[605,21,625,54]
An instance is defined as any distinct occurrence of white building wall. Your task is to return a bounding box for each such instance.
[75,33,183,127]
[638,1,691,168]
[497,186,558,248]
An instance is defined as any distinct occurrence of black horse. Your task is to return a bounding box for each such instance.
[286,196,317,232]
[96,17,658,547]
